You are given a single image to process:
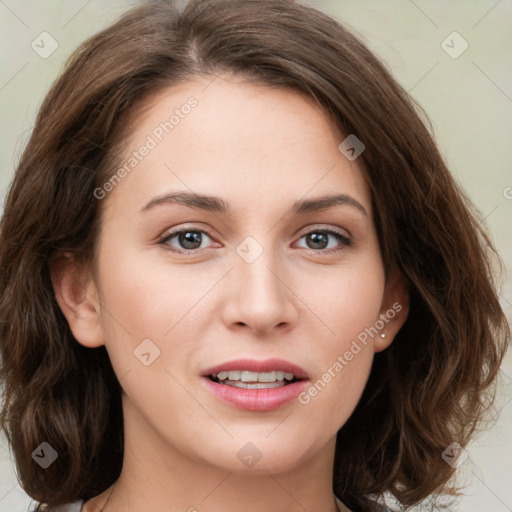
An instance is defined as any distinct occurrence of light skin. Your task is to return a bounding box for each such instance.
[52,75,409,512]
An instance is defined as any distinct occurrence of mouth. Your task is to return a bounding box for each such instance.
[201,358,309,411]
[207,370,301,389]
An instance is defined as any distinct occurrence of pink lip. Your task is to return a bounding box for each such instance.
[202,358,309,379]
[201,358,309,412]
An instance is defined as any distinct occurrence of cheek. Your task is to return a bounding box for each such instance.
[294,256,385,420]
[94,249,208,424]
[297,301,376,431]
[96,243,203,336]
[94,241,224,383]
[301,255,385,345]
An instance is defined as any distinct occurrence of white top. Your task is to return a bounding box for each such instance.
[48,502,83,512]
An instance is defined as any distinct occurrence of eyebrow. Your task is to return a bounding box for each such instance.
[140,191,368,217]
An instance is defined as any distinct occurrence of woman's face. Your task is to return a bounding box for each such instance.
[67,76,407,475]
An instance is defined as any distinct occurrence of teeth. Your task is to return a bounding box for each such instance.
[255,371,276,382]
[214,370,296,383]
[240,370,260,382]
[225,381,285,389]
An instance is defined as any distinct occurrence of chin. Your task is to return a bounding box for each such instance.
[195,436,319,475]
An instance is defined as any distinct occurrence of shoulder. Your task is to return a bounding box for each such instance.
[44,501,84,512]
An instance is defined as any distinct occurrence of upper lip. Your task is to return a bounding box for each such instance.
[202,358,309,379]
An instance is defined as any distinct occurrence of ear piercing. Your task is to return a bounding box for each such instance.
[380,333,386,339]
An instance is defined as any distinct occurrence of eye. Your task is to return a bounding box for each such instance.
[159,228,216,252]
[295,227,352,253]
[158,226,352,254]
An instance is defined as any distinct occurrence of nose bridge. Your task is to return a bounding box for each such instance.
[228,234,297,332]
[237,235,285,302]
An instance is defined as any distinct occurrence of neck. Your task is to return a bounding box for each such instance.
[94,398,342,512]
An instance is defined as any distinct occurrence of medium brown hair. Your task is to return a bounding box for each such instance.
[0,1,509,510]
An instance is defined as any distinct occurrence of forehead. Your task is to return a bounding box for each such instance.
[101,76,371,219]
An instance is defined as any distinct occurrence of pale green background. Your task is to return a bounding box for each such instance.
[0,1,511,510]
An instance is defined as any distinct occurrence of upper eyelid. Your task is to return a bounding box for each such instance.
[161,223,350,238]
[160,224,352,247]
[298,224,352,238]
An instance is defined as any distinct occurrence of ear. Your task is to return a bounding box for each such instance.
[374,265,409,353]
[50,253,105,348]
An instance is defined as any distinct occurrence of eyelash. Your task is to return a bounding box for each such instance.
[158,226,352,255]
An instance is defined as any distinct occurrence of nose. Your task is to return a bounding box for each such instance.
[222,248,299,336]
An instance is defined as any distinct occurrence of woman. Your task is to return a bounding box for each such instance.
[0,0,509,511]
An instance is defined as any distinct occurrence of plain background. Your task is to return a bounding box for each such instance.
[0,1,511,510]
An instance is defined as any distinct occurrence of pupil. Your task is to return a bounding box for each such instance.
[180,231,201,249]
[308,232,327,249]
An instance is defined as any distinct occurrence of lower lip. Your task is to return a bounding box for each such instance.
[202,377,308,411]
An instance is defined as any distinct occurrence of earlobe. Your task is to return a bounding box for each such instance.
[50,253,105,348]
[375,266,409,353]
